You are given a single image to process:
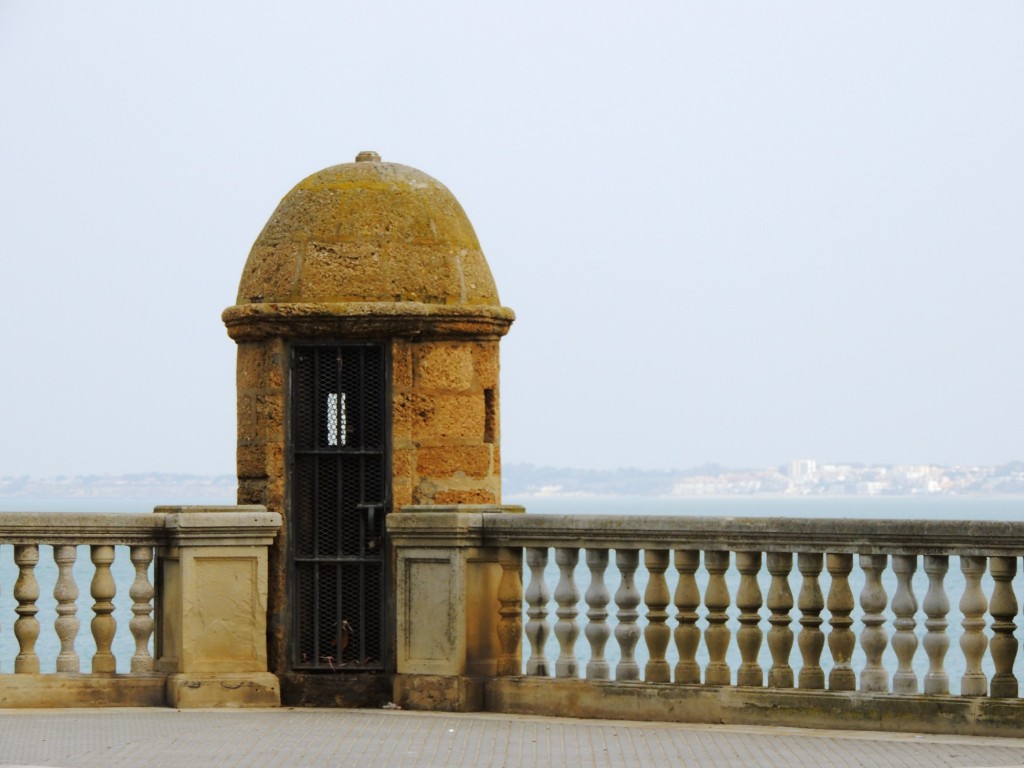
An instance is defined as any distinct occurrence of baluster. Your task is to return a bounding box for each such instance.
[524,547,551,677]
[14,544,40,674]
[585,549,611,680]
[704,550,731,686]
[922,555,950,695]
[859,553,889,692]
[673,549,701,684]
[891,554,919,694]
[826,553,855,691]
[959,555,988,696]
[644,549,671,683]
[54,544,81,673]
[766,551,794,688]
[797,552,825,689]
[553,547,580,678]
[736,551,764,687]
[129,545,156,674]
[614,549,641,681]
[496,547,523,677]
[91,545,117,673]
[989,556,1017,698]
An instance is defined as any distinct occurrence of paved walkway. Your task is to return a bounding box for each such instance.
[0,708,1023,768]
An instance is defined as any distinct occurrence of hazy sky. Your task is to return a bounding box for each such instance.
[1,2,1022,476]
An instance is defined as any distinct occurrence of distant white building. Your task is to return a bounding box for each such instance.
[856,481,885,495]
[788,459,817,482]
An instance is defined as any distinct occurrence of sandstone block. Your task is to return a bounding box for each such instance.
[237,478,267,506]
[410,394,484,441]
[237,444,269,480]
[392,447,414,478]
[415,343,475,391]
[433,489,497,505]
[436,394,485,440]
[391,392,421,444]
[265,474,286,513]
[391,340,413,389]
[393,674,483,713]
[470,341,499,389]
[413,478,440,504]
[255,394,285,440]
[392,479,413,510]
[236,242,302,304]
[416,445,492,479]
[166,673,281,708]
[236,341,285,391]
[292,239,471,304]
[237,395,257,443]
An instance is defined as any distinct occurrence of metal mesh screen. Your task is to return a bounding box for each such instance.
[291,345,387,671]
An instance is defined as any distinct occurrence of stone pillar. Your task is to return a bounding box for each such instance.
[155,505,282,707]
[388,505,523,711]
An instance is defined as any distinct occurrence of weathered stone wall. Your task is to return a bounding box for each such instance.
[235,338,288,510]
[393,339,501,509]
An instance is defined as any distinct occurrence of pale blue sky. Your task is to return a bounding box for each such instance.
[1,2,1022,476]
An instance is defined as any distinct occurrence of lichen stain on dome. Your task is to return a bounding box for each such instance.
[236,155,501,307]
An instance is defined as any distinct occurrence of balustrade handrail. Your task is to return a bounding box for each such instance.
[0,506,277,546]
[465,512,1024,555]
[0,512,164,545]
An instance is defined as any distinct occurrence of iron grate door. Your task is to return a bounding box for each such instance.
[290,344,388,671]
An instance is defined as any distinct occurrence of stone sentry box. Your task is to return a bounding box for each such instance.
[222,152,515,706]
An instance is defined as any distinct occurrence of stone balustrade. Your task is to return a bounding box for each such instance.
[0,506,281,707]
[389,506,1024,736]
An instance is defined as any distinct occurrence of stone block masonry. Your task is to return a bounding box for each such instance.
[395,339,502,507]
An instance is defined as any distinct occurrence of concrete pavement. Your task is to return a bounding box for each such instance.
[1,708,1024,767]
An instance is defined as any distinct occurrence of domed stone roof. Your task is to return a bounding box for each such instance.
[224,152,513,341]
[237,151,500,306]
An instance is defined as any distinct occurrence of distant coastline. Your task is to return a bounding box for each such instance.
[503,461,1024,498]
[0,473,235,502]
[3,461,1024,501]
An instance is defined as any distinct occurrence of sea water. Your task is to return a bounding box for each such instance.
[1,495,1022,691]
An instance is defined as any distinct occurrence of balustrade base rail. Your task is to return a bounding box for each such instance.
[0,673,166,708]
[486,677,1024,738]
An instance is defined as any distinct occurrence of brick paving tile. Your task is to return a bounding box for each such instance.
[0,709,1023,768]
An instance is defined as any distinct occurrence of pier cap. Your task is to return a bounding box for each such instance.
[223,152,514,340]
